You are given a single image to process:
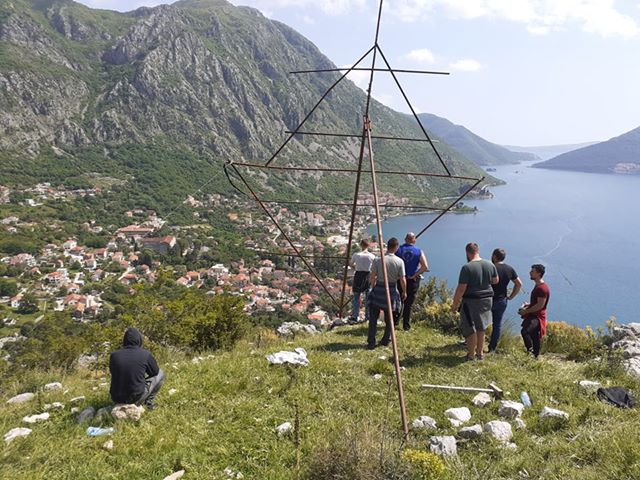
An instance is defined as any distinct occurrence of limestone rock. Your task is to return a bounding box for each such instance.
[7,392,35,404]
[472,392,492,407]
[44,382,63,391]
[612,323,640,341]
[484,420,513,442]
[458,424,483,439]
[539,407,569,420]
[277,322,319,336]
[429,435,457,456]
[578,380,601,389]
[70,396,86,404]
[4,427,32,444]
[23,412,50,423]
[102,440,114,451]
[276,421,292,436]
[498,400,524,419]
[44,402,64,411]
[411,416,437,430]
[514,418,527,430]
[444,407,471,427]
[163,470,185,480]
[76,406,96,423]
[624,357,640,378]
[112,404,145,422]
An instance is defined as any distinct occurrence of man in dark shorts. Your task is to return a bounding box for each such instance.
[518,264,550,358]
[488,248,522,352]
[451,243,499,361]
[366,237,406,349]
[396,232,429,331]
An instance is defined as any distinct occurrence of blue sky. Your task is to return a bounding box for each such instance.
[77,0,640,146]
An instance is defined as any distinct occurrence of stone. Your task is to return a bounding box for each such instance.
[23,412,50,423]
[444,407,471,427]
[162,470,185,480]
[539,406,569,420]
[71,407,79,414]
[472,392,492,407]
[77,353,98,369]
[95,406,113,423]
[7,392,35,404]
[70,396,85,404]
[429,435,457,456]
[4,427,32,444]
[612,323,640,341]
[624,357,640,378]
[44,402,64,411]
[102,440,114,451]
[514,418,527,430]
[498,400,525,419]
[265,348,309,366]
[372,374,382,380]
[168,388,177,396]
[224,467,244,478]
[44,382,63,391]
[411,416,437,430]
[578,380,601,389]
[76,406,96,423]
[458,424,483,439]
[484,420,513,442]
[502,442,518,450]
[276,322,319,336]
[612,339,640,358]
[112,404,144,422]
[276,421,292,436]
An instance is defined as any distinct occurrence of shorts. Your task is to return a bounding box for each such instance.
[460,297,493,338]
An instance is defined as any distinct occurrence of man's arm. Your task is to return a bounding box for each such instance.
[146,353,160,378]
[399,276,407,300]
[411,252,429,279]
[451,283,467,311]
[519,295,547,316]
[369,270,377,287]
[508,277,522,300]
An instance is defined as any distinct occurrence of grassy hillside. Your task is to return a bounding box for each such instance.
[2,322,639,479]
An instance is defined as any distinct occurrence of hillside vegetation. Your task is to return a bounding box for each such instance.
[2,315,639,479]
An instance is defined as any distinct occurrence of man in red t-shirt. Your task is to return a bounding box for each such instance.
[518,264,550,358]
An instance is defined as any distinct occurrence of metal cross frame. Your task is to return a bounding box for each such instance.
[224,0,484,439]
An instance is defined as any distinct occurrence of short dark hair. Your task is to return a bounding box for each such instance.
[360,239,370,249]
[387,237,399,250]
[492,248,506,262]
[531,264,546,277]
[465,242,479,255]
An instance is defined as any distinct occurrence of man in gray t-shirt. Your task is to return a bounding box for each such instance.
[451,243,499,360]
[366,237,406,349]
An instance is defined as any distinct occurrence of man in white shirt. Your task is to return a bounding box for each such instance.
[350,239,375,323]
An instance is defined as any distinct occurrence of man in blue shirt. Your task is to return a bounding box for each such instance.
[395,232,429,331]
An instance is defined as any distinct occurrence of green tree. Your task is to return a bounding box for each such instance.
[0,278,18,297]
[17,293,39,314]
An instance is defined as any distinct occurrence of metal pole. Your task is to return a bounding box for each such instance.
[364,115,409,440]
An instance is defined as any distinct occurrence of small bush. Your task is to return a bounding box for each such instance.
[413,278,459,334]
[401,449,446,480]
[543,321,600,361]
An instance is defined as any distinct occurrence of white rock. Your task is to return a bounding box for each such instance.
[502,442,518,450]
[458,424,483,439]
[429,436,457,456]
[514,418,527,430]
[411,416,437,430]
[539,406,569,420]
[112,404,145,422]
[44,402,64,411]
[472,392,492,407]
[44,382,63,391]
[624,358,640,378]
[168,388,177,396]
[7,392,35,404]
[498,400,525,419]
[103,440,114,451]
[71,407,80,414]
[484,420,513,442]
[4,427,32,444]
[224,467,244,478]
[23,412,50,424]
[372,374,383,380]
[276,421,292,436]
[276,322,319,336]
[191,357,202,364]
[444,407,471,425]
[578,380,601,389]
[163,470,185,480]
[70,396,85,404]
[265,348,309,366]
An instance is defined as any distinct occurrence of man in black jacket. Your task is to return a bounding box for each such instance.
[109,327,164,409]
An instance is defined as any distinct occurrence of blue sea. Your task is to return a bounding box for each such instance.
[374,162,640,329]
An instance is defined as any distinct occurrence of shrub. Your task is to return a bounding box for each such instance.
[413,278,458,334]
[543,321,601,361]
[401,449,447,480]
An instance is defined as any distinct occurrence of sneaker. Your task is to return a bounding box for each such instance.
[464,354,475,362]
[476,354,484,361]
[378,341,389,347]
[347,317,359,325]
[144,403,155,411]
[366,344,376,350]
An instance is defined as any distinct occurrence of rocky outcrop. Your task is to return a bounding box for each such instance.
[611,323,640,378]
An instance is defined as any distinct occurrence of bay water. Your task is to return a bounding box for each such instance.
[375,162,640,329]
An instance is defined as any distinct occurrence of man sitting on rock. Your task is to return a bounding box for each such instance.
[109,327,164,410]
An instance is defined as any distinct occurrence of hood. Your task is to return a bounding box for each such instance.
[122,327,143,348]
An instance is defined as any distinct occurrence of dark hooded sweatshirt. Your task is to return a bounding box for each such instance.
[109,328,159,404]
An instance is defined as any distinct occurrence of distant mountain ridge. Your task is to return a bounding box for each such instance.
[418,113,537,166]
[0,0,489,209]
[504,142,599,161]
[533,127,640,174]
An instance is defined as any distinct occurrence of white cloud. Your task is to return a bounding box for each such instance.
[527,24,550,35]
[300,14,315,24]
[449,59,483,71]
[343,65,371,90]
[230,0,367,16]
[403,48,436,64]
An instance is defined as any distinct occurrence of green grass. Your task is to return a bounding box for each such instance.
[1,325,639,479]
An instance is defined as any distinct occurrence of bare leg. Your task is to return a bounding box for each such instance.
[466,334,477,359]
[475,332,485,357]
